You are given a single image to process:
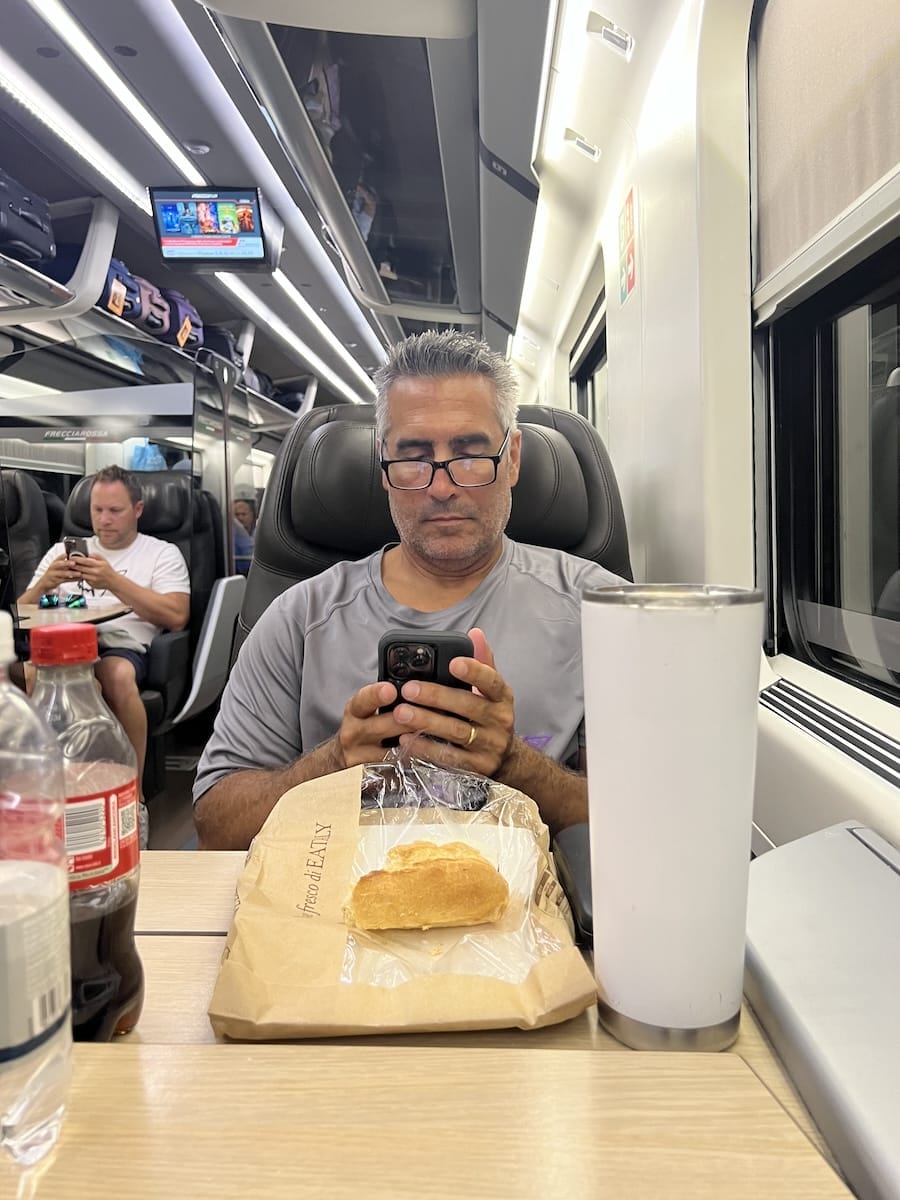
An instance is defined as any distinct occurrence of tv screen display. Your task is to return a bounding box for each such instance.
[149,187,272,265]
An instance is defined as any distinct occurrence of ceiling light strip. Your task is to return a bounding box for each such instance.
[215,273,367,406]
[0,48,150,213]
[272,270,375,394]
[25,0,206,186]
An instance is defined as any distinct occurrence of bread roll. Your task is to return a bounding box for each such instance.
[346,840,509,931]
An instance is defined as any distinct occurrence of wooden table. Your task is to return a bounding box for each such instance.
[132,853,832,1153]
[16,602,132,629]
[6,1044,848,1199]
[1,852,849,1197]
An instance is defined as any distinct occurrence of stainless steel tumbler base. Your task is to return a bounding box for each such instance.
[597,998,741,1051]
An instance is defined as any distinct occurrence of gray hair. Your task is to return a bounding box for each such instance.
[372,330,519,440]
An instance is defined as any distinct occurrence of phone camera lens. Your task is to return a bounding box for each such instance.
[392,662,411,680]
[410,647,431,669]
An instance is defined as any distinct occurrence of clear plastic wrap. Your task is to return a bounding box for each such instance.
[344,752,568,987]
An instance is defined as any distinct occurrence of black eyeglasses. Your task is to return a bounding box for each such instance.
[381,428,511,491]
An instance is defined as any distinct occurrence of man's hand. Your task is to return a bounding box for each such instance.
[69,553,121,595]
[335,680,406,767]
[38,554,82,592]
[391,626,516,775]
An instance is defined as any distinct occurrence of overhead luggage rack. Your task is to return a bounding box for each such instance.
[0,250,73,309]
[0,196,119,329]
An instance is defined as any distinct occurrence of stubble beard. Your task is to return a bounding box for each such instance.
[390,492,512,572]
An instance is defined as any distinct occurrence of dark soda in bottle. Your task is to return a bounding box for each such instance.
[29,624,144,1040]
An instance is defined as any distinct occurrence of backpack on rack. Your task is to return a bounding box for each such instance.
[158,289,204,350]
[203,325,244,370]
[128,276,171,336]
[98,258,141,321]
[0,168,56,264]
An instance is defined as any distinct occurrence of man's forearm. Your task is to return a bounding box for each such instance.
[495,737,588,835]
[106,576,188,630]
[18,580,46,606]
[194,737,345,849]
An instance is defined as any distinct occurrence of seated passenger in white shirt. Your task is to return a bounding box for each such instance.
[20,465,191,800]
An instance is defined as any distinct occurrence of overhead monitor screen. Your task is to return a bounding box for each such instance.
[149,187,269,263]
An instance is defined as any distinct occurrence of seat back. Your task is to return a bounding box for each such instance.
[0,468,52,599]
[238,403,631,646]
[41,490,66,547]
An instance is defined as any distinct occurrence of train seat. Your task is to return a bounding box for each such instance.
[0,468,52,601]
[235,402,632,652]
[41,489,66,547]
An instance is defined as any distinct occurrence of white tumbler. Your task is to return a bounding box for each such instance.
[581,585,763,1050]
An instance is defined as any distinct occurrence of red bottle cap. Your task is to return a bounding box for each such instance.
[29,622,99,665]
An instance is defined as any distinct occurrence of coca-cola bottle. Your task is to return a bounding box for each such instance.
[29,624,144,1041]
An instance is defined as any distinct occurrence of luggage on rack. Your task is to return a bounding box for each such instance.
[242,366,262,393]
[254,369,276,398]
[0,167,56,264]
[274,390,307,413]
[203,325,244,369]
[243,366,277,396]
[158,288,204,350]
[129,276,171,336]
[99,258,141,320]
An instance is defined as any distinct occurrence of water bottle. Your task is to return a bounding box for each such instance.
[0,611,72,1167]
[29,623,144,1041]
[582,584,763,1050]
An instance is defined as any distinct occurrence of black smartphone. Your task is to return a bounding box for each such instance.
[64,536,89,558]
[378,629,475,746]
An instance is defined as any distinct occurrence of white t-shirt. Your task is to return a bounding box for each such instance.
[29,533,190,652]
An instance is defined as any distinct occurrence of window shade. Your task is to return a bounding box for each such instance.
[754,0,900,284]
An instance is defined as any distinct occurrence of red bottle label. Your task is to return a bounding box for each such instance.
[58,777,140,891]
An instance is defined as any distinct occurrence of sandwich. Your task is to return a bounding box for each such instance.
[345,840,510,931]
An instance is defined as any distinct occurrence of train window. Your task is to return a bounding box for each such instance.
[569,318,607,441]
[773,238,900,697]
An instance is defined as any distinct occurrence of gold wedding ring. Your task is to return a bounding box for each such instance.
[466,723,478,747]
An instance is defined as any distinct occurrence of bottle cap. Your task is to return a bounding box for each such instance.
[0,610,13,662]
[30,622,99,665]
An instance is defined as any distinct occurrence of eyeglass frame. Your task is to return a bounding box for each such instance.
[380,427,512,491]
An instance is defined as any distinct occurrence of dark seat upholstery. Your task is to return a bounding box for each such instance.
[237,403,631,649]
[0,469,52,599]
[41,490,66,547]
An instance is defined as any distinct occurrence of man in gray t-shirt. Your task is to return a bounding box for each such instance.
[193,331,623,850]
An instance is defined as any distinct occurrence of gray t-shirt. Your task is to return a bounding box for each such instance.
[192,536,621,803]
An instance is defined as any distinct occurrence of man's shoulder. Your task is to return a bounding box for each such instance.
[270,550,380,613]
[507,540,622,591]
[134,532,184,560]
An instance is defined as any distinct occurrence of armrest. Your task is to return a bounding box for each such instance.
[144,629,191,721]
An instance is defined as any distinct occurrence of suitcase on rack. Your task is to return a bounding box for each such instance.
[243,365,276,396]
[0,167,56,264]
[203,325,244,369]
[254,369,276,398]
[99,258,141,320]
[129,276,171,336]
[158,288,204,350]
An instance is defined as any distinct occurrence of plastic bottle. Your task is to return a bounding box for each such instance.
[29,623,144,1041]
[0,611,72,1167]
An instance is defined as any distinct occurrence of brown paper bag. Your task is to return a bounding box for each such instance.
[208,763,597,1038]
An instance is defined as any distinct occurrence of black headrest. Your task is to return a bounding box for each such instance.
[0,472,22,523]
[289,419,593,556]
[65,471,191,538]
[241,403,631,636]
[0,469,52,599]
[0,469,49,533]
